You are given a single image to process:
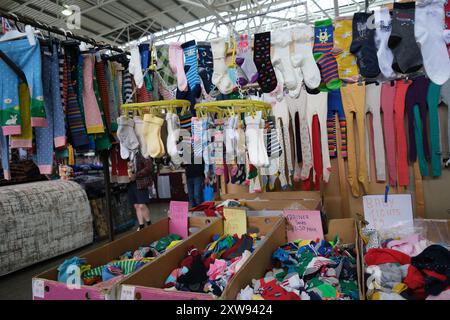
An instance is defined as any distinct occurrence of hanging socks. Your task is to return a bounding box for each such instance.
[271,29,298,90]
[236,34,259,84]
[197,42,214,94]
[211,37,234,94]
[182,40,202,97]
[117,116,139,160]
[169,42,188,91]
[143,114,165,158]
[316,52,342,91]
[254,32,278,93]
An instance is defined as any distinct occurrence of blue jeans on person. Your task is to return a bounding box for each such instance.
[187,176,203,208]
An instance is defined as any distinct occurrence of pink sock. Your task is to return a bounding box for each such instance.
[169,43,188,91]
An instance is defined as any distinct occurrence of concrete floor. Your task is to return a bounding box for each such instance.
[0,203,169,300]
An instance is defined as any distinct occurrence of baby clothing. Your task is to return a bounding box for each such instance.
[374,7,396,79]
[254,32,278,93]
[365,83,386,182]
[341,83,369,197]
[427,82,442,177]
[389,2,423,74]
[380,82,397,186]
[334,18,359,82]
[350,12,381,78]
[415,0,450,85]
[327,89,347,158]
[306,91,331,183]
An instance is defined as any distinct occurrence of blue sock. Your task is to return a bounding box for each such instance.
[182,40,201,98]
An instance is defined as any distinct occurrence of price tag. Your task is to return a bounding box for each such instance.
[32,279,45,299]
[121,285,136,300]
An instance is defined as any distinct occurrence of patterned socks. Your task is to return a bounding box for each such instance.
[236,34,259,85]
[182,40,202,97]
[254,32,278,93]
[197,42,214,93]
[313,19,342,91]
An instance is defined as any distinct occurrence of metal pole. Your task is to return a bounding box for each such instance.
[334,0,340,18]
[0,9,125,53]
[101,150,115,242]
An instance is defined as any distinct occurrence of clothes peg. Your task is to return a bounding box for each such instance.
[384,185,390,203]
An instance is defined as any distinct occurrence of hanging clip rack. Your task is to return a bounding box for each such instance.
[194,99,272,118]
[120,100,191,119]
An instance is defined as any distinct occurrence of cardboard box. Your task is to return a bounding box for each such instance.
[356,218,450,300]
[117,216,286,300]
[32,217,216,300]
[224,218,363,300]
[218,191,322,211]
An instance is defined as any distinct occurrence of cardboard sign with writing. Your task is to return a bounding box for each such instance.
[169,201,189,238]
[224,208,247,236]
[363,194,414,231]
[283,210,324,241]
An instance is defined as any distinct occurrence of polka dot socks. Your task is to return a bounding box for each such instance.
[253,32,278,93]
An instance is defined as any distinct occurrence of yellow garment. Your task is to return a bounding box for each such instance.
[68,144,75,165]
[341,83,369,197]
[166,240,182,250]
[393,283,408,294]
[11,84,32,148]
[296,240,311,247]
[251,294,264,300]
[334,19,359,80]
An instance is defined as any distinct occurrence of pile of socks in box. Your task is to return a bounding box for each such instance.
[164,233,262,296]
[57,234,181,286]
[238,239,359,300]
[362,227,450,300]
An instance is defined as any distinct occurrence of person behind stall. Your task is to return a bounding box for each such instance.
[128,151,153,231]
[184,156,206,208]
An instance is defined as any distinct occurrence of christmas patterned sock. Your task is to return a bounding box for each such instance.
[197,42,214,94]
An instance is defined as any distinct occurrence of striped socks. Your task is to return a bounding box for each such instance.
[182,40,201,98]
[313,19,342,91]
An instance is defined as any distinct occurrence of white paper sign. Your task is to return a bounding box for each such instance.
[32,279,45,299]
[363,194,414,231]
[121,285,136,300]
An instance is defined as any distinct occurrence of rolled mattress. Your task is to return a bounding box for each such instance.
[0,180,93,276]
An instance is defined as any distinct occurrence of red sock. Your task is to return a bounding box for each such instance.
[312,115,323,191]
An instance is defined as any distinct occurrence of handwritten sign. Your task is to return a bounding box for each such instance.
[169,201,189,238]
[32,279,45,299]
[121,285,136,300]
[224,208,247,236]
[283,210,324,241]
[363,194,413,231]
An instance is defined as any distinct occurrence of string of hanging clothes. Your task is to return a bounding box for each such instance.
[118,0,450,199]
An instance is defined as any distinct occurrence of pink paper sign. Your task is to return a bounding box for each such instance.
[169,201,189,238]
[283,210,324,241]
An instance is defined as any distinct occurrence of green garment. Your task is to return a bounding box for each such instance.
[427,82,442,177]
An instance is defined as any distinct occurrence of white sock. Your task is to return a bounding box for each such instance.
[374,7,396,79]
[245,115,262,166]
[272,29,298,90]
[286,96,302,182]
[134,118,148,158]
[211,37,234,94]
[129,42,144,88]
[117,116,139,160]
[225,116,237,164]
[273,68,285,101]
[166,113,180,160]
[415,0,450,85]
[237,34,259,83]
[291,24,321,90]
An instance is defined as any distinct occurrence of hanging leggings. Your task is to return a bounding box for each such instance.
[405,76,430,163]
[441,79,450,158]
[381,82,397,186]
[341,83,369,197]
[82,54,104,134]
[311,115,322,191]
[286,95,303,181]
[36,44,67,174]
[273,98,294,181]
[0,38,46,134]
[394,80,412,187]
[427,82,442,177]
[306,91,331,183]
[327,88,347,158]
[365,83,386,182]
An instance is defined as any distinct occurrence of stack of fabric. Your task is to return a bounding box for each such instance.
[362,229,450,300]
[57,234,182,286]
[238,239,359,300]
[164,233,259,297]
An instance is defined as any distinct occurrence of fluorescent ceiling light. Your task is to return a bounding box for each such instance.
[61,4,73,16]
